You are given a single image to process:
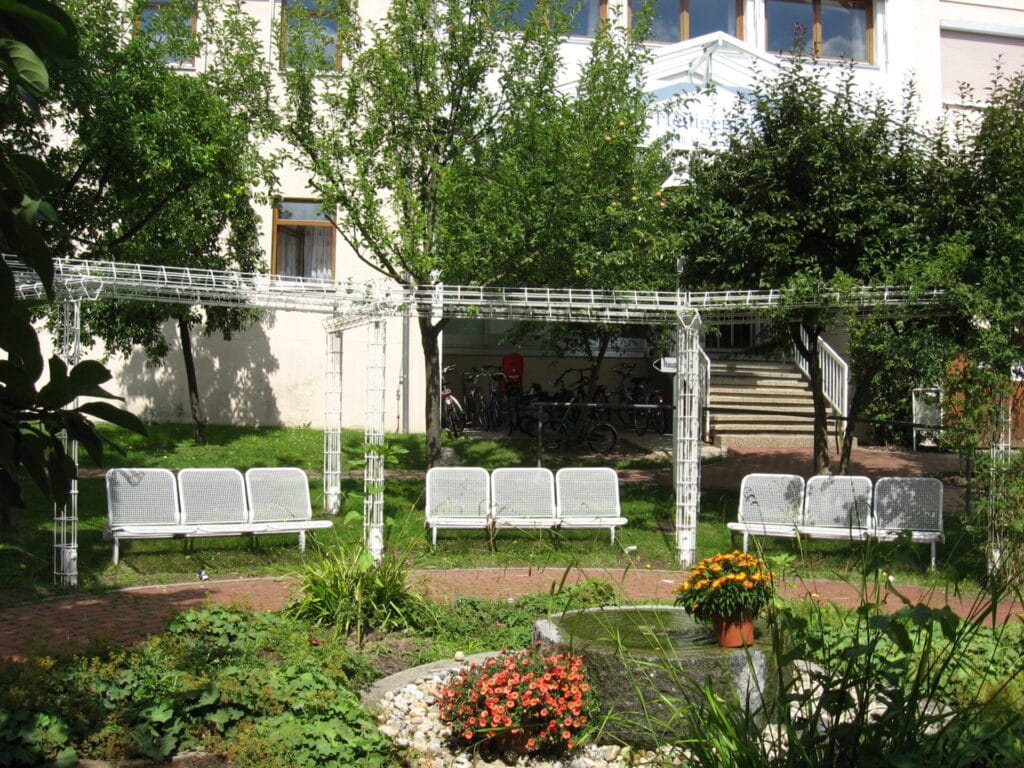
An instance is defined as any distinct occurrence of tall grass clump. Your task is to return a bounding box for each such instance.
[670,567,1024,767]
[285,521,426,646]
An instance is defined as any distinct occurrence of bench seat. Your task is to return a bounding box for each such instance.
[105,467,331,564]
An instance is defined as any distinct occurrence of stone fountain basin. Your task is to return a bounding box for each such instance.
[534,605,773,749]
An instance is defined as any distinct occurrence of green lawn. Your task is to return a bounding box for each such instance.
[0,423,982,607]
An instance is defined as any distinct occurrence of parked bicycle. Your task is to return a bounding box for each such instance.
[461,367,490,429]
[604,362,671,435]
[441,364,466,437]
[534,399,617,453]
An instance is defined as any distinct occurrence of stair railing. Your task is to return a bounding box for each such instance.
[794,326,849,417]
[698,346,710,440]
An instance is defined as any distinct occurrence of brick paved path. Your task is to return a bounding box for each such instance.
[1,567,1017,661]
[0,446,994,661]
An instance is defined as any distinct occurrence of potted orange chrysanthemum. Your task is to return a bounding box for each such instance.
[673,550,776,647]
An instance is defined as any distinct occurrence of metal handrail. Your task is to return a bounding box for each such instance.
[795,326,849,417]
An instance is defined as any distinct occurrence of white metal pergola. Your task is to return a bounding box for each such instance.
[12,258,942,585]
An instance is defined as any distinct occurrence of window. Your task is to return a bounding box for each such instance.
[513,1,606,38]
[766,0,871,63]
[138,0,197,68]
[631,0,743,44]
[272,200,335,279]
[281,0,341,70]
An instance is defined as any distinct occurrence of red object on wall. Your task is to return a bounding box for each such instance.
[502,353,525,389]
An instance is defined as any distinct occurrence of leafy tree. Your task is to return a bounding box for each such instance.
[1,0,146,529]
[49,0,276,443]
[672,60,935,473]
[932,69,1024,579]
[279,0,674,465]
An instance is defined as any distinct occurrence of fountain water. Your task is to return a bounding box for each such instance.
[534,605,772,749]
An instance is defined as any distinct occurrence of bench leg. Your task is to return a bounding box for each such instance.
[609,526,615,545]
[432,526,438,547]
[112,538,120,566]
[298,531,306,552]
[742,532,749,553]
[930,541,936,571]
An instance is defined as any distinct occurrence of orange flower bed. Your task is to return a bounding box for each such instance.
[438,644,592,754]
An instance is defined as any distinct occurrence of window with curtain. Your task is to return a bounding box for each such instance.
[273,200,335,280]
[766,0,872,63]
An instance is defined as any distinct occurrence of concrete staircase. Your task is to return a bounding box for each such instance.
[707,359,818,448]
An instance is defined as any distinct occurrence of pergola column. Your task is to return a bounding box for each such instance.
[323,328,344,514]
[673,309,702,566]
[55,299,81,587]
[363,319,387,561]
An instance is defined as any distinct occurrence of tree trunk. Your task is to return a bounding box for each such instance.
[419,316,444,468]
[793,325,831,475]
[177,316,206,445]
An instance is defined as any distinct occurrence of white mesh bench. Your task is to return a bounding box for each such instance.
[105,467,332,564]
[425,466,492,545]
[798,475,873,542]
[555,467,627,542]
[491,467,558,532]
[727,473,805,552]
[728,473,944,569]
[425,466,626,544]
[870,476,944,570]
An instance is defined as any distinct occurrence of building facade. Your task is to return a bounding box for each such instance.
[106,0,1024,432]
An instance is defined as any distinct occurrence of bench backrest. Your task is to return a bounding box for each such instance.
[738,473,805,525]
[245,467,313,523]
[491,467,556,522]
[177,468,248,525]
[426,467,491,520]
[873,476,943,532]
[556,467,620,520]
[106,468,179,527]
[803,475,872,529]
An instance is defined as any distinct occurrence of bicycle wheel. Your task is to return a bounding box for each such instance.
[587,422,617,453]
[647,394,670,435]
[591,388,611,421]
[444,398,465,437]
[611,393,640,432]
[541,421,565,451]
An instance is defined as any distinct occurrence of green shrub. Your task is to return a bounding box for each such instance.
[0,607,388,765]
[285,538,427,645]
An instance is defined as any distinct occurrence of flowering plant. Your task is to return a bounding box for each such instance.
[673,550,776,623]
[437,645,592,754]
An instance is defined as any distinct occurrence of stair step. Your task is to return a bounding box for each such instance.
[705,357,819,447]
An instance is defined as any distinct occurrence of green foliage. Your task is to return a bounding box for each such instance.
[421,577,619,656]
[673,59,937,471]
[671,571,1024,767]
[0,606,388,766]
[285,529,427,645]
[0,0,146,526]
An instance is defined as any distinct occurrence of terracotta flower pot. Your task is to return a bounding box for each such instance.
[491,729,537,755]
[711,613,755,647]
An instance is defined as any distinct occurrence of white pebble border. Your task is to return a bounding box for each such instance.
[374,667,690,768]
